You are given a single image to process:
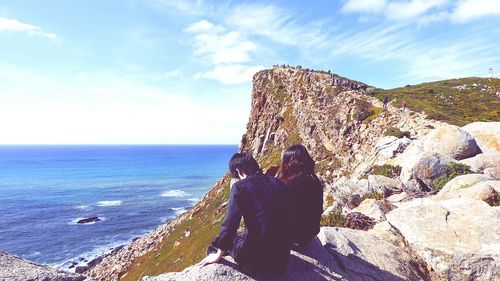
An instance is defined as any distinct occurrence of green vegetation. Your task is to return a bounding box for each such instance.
[369,77,500,126]
[362,106,384,124]
[433,162,472,190]
[370,164,402,178]
[483,192,500,207]
[122,177,232,281]
[384,127,411,138]
[320,208,346,227]
[362,192,385,201]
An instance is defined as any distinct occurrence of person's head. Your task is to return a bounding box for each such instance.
[229,152,262,179]
[279,144,315,184]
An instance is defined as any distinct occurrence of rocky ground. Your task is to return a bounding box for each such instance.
[144,119,500,281]
[0,251,87,281]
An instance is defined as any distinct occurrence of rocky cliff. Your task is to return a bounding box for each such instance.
[82,66,500,281]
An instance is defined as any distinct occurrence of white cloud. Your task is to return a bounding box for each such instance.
[0,17,56,39]
[163,69,182,78]
[194,64,265,84]
[342,0,500,24]
[0,66,248,144]
[451,0,500,23]
[184,19,224,33]
[186,20,257,64]
[342,0,387,13]
[226,4,330,49]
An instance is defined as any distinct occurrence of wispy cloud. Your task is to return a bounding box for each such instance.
[0,17,56,40]
[194,64,264,84]
[342,0,500,24]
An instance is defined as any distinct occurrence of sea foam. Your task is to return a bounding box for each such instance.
[97,200,122,207]
[161,189,190,197]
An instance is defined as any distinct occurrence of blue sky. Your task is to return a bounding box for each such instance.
[0,0,499,144]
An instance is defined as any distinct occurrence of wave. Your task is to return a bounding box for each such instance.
[97,200,122,207]
[170,207,186,215]
[161,189,190,197]
[187,198,199,202]
[74,205,93,211]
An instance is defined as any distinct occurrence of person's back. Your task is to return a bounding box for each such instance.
[202,153,292,275]
[229,173,291,273]
[287,173,323,245]
[278,145,323,247]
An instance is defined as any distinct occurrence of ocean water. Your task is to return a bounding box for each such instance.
[0,145,237,269]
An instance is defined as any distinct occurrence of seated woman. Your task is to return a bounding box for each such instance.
[278,144,323,247]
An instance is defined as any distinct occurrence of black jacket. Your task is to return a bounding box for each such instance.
[286,174,323,246]
[212,173,292,274]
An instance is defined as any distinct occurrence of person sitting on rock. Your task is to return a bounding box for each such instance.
[197,152,293,275]
[278,145,323,248]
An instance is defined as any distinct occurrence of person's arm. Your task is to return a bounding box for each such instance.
[201,183,243,266]
[197,248,225,267]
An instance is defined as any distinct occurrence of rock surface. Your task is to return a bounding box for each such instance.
[386,197,500,281]
[0,251,87,281]
[436,174,493,197]
[400,153,455,187]
[462,122,500,154]
[143,226,430,281]
[350,198,396,222]
[460,152,500,172]
[484,167,500,180]
[422,125,481,160]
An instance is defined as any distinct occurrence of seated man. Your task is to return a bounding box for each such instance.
[197,153,292,274]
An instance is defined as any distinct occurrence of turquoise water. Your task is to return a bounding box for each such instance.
[0,145,237,269]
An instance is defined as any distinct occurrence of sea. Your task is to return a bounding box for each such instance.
[0,145,237,270]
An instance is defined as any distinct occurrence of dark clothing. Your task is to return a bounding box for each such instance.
[212,173,292,274]
[286,174,323,246]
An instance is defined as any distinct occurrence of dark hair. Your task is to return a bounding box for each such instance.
[229,153,262,178]
[278,144,316,184]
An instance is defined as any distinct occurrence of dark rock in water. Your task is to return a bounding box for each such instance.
[77,216,101,224]
[343,212,375,231]
[75,265,88,274]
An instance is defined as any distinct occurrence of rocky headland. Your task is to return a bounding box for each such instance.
[2,66,499,281]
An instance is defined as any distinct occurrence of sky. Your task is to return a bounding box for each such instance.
[0,0,499,144]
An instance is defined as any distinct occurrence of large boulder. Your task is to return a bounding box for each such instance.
[367,175,403,196]
[0,251,86,281]
[436,174,493,198]
[422,125,481,160]
[400,153,455,187]
[435,180,498,201]
[350,199,396,222]
[484,167,500,180]
[144,226,430,281]
[386,197,500,281]
[462,122,500,154]
[374,136,412,159]
[460,153,500,172]
[469,180,500,193]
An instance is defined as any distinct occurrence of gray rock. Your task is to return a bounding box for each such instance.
[401,153,455,187]
[423,125,481,160]
[436,174,493,198]
[367,175,403,196]
[484,167,500,180]
[462,122,500,154]
[374,136,412,159]
[0,251,87,281]
[350,199,396,221]
[386,197,500,281]
[460,153,500,172]
[144,226,430,281]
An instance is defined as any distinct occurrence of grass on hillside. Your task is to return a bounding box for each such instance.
[370,77,500,126]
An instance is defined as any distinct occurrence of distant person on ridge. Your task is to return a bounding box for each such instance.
[278,145,323,248]
[383,96,389,109]
[401,100,407,113]
[197,153,292,275]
